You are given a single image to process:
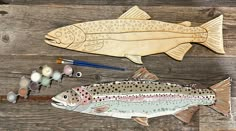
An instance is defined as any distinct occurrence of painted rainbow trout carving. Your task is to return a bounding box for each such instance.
[45,6,225,64]
[51,68,231,126]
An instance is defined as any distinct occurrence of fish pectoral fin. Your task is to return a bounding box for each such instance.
[93,105,110,113]
[174,106,199,123]
[179,21,191,27]
[125,54,143,64]
[132,117,149,126]
[119,6,151,20]
[132,67,159,80]
[165,43,192,61]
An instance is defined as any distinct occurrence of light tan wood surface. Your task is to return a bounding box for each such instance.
[45,6,224,64]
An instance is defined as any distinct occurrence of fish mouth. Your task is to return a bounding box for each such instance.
[51,97,67,109]
[44,35,60,45]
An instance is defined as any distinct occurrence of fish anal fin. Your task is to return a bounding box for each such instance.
[165,43,192,61]
[132,67,159,80]
[174,106,199,123]
[93,105,110,113]
[179,21,191,27]
[125,54,143,64]
[119,6,151,20]
[132,117,149,126]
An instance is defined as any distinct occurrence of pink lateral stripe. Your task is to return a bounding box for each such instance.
[93,93,210,102]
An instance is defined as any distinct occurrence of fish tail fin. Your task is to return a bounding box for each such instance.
[200,15,225,54]
[209,77,231,117]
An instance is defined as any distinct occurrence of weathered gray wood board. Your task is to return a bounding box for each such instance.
[0,2,236,131]
[1,0,236,6]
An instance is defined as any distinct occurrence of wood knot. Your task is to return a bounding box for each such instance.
[0,11,8,16]
[95,74,101,81]
[2,34,10,43]
[208,8,216,17]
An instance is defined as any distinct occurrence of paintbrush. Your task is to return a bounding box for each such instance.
[56,58,125,71]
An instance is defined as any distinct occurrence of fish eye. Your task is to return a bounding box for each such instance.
[63,95,67,99]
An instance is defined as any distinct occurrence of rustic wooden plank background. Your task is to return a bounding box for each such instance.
[0,0,236,130]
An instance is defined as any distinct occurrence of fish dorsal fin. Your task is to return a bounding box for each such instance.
[119,6,151,20]
[93,105,110,113]
[174,106,199,123]
[125,54,143,64]
[179,21,191,26]
[132,117,149,126]
[132,67,159,80]
[165,43,192,61]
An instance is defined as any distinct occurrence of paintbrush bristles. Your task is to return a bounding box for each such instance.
[56,58,62,64]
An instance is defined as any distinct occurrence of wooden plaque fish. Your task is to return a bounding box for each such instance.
[51,68,231,126]
[45,6,225,64]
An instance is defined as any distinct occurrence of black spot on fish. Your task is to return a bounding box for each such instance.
[115,88,118,91]
[153,89,155,91]
[102,86,104,89]
[93,89,96,92]
[130,90,132,92]
[97,92,99,94]
[88,98,91,100]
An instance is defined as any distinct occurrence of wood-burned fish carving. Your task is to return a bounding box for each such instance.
[45,6,225,64]
[51,68,231,126]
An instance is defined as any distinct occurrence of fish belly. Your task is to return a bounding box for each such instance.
[84,38,192,57]
[81,93,215,119]
[73,19,207,56]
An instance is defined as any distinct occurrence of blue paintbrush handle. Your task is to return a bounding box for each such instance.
[73,60,125,71]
